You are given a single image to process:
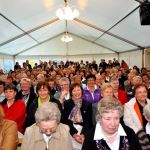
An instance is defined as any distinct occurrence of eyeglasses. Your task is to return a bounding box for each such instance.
[39,126,57,134]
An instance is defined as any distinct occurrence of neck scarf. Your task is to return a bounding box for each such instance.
[38,95,50,107]
[68,101,83,123]
[22,91,30,105]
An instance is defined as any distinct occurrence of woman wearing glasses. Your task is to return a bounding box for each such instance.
[21,102,73,150]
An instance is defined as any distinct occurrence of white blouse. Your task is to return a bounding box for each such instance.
[94,123,127,150]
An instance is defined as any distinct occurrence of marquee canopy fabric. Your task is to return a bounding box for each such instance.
[0,0,150,56]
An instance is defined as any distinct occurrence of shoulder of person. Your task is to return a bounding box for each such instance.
[82,100,92,107]
[25,123,37,134]
[118,89,126,93]
[32,97,38,104]
[64,99,73,105]
[146,98,150,103]
[124,97,136,106]
[1,98,7,105]
[122,124,135,135]
[2,119,17,129]
[16,99,25,103]
[28,98,38,108]
[54,91,60,97]
[50,96,59,103]
[58,123,70,134]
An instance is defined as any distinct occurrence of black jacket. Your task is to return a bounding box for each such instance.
[82,124,142,150]
[16,90,36,112]
[63,99,93,136]
[23,96,63,129]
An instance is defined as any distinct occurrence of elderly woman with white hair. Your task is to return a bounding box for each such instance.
[21,102,73,150]
[82,97,141,150]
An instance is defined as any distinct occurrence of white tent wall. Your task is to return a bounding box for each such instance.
[15,34,119,67]
[16,35,116,56]
[15,53,118,68]
[0,54,14,72]
[1,0,150,65]
[66,53,118,63]
[145,48,150,69]
[15,55,66,67]
[119,50,143,68]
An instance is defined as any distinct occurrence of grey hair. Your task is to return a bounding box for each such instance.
[59,77,70,86]
[110,77,119,82]
[143,103,150,119]
[20,77,31,85]
[35,102,61,124]
[96,97,123,122]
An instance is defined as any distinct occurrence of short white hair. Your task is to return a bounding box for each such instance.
[96,97,123,122]
[59,77,70,86]
[35,102,61,124]
[20,77,31,85]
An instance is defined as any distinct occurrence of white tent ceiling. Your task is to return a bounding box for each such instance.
[0,0,150,56]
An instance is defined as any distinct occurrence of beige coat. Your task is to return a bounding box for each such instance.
[21,123,73,150]
[0,119,18,150]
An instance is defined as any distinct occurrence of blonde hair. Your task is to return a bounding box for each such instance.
[101,83,114,93]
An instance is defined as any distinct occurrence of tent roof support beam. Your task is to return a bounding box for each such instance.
[70,32,118,53]
[0,13,40,44]
[94,6,140,41]
[0,17,59,47]
[14,33,62,56]
[75,7,144,50]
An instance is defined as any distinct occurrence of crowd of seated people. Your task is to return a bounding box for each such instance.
[0,58,150,149]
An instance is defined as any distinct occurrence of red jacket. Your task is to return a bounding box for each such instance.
[114,89,128,105]
[2,99,26,133]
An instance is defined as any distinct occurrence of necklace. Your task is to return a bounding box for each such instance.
[105,131,118,138]
[105,132,118,144]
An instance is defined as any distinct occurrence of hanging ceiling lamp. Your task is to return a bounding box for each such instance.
[61,32,73,42]
[56,0,79,20]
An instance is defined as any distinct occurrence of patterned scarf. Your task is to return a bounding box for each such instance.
[68,102,83,123]
[22,91,30,105]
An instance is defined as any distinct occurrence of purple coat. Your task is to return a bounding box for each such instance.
[83,87,101,104]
